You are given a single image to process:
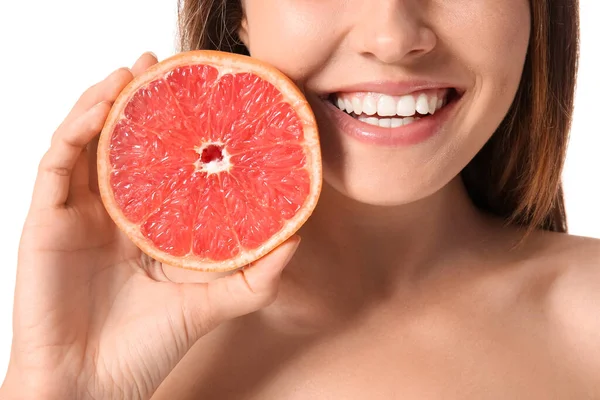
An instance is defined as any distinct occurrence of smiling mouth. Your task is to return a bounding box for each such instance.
[326,88,461,128]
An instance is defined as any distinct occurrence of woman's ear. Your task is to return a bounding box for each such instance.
[238,17,249,49]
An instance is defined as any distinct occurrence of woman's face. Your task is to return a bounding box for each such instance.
[239,0,531,206]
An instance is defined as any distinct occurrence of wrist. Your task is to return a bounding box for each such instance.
[0,378,27,400]
[1,367,73,400]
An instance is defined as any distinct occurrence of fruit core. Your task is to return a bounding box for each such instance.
[201,144,224,164]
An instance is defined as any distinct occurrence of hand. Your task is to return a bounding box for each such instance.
[1,52,300,400]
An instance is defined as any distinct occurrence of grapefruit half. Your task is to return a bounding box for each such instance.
[97,51,321,272]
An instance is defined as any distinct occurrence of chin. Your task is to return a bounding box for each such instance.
[321,166,453,207]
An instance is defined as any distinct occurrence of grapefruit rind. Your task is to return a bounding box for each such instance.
[98,50,322,272]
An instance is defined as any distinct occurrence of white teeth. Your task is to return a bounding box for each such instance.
[332,90,451,122]
[358,115,382,127]
[391,118,404,128]
[428,95,438,115]
[396,95,416,117]
[351,97,363,115]
[344,98,354,114]
[377,95,397,117]
[415,93,429,115]
[363,97,377,116]
[357,116,420,128]
[365,117,379,126]
[378,118,392,128]
[358,116,380,127]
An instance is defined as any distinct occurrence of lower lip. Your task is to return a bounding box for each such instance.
[321,96,460,147]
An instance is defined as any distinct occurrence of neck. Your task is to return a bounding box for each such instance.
[259,177,497,333]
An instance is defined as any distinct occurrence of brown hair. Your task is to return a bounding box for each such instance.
[177,0,580,234]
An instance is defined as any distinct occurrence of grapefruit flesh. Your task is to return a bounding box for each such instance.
[98,51,321,271]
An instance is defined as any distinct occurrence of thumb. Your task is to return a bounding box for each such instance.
[179,235,301,336]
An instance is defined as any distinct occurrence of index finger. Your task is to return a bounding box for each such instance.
[87,52,159,194]
[54,67,134,138]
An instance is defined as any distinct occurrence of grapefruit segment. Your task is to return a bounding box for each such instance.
[124,79,183,132]
[164,64,219,119]
[98,50,321,271]
[220,172,284,250]
[192,174,240,261]
[261,102,305,141]
[139,174,198,257]
[109,120,198,171]
[208,73,288,146]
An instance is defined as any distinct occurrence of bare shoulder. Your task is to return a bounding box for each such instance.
[520,228,600,263]
[533,231,600,290]
[525,231,600,389]
[534,231,600,320]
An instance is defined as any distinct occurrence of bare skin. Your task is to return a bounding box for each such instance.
[3,0,600,398]
[2,57,599,400]
[151,184,600,399]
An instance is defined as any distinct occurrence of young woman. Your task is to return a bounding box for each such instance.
[2,0,599,398]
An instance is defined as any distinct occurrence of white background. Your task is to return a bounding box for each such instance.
[0,0,598,381]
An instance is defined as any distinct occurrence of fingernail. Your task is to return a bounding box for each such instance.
[282,235,302,266]
[144,51,158,59]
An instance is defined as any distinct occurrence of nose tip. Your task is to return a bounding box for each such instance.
[352,3,437,65]
[366,28,436,64]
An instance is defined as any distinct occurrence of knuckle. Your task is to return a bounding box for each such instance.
[77,81,102,104]
[106,68,133,92]
[47,166,71,177]
[88,105,110,130]
[38,154,70,177]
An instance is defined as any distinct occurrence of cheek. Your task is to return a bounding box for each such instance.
[445,1,531,91]
[441,0,531,148]
[241,1,338,85]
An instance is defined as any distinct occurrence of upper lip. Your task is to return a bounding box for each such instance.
[319,80,465,98]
